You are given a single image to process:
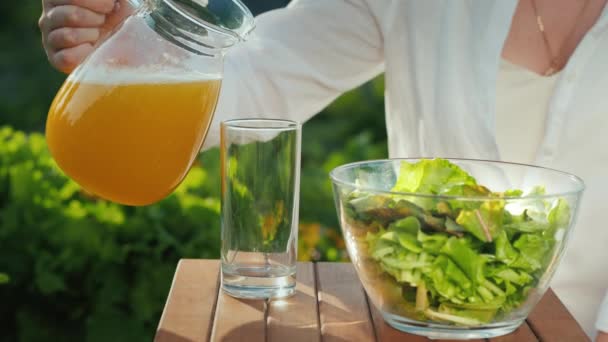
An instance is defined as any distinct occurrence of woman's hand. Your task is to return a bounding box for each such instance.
[39,0,131,73]
[597,331,608,342]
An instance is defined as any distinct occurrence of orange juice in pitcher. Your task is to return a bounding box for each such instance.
[45,0,254,205]
[47,69,221,205]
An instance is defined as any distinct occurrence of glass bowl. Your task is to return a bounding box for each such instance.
[329,158,584,339]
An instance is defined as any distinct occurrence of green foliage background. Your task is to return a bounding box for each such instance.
[0,0,387,340]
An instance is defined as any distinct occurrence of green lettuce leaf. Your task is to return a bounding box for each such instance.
[511,233,552,272]
[440,237,487,284]
[486,263,534,286]
[392,158,477,194]
[503,218,549,234]
[494,230,518,265]
[498,189,524,197]
[428,256,464,300]
[390,216,421,235]
[456,200,505,242]
[417,230,449,254]
[495,268,533,286]
[423,308,486,326]
[547,198,571,237]
[392,159,478,209]
[437,303,498,324]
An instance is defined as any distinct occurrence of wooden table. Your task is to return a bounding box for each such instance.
[155,260,589,342]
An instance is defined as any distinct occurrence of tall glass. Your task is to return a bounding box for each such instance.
[220,119,301,299]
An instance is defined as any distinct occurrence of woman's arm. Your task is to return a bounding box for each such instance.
[203,0,385,148]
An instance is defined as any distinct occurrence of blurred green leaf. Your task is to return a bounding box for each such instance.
[0,273,9,284]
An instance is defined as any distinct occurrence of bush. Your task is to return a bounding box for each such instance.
[0,127,222,341]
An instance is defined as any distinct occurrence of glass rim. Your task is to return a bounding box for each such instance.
[329,157,586,201]
[221,118,301,131]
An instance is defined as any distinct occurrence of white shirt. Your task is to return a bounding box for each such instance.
[205,0,608,336]
[495,58,559,165]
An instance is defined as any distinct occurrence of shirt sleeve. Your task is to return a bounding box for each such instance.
[202,0,385,149]
[597,290,608,333]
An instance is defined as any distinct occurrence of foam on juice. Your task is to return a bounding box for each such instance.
[72,63,222,84]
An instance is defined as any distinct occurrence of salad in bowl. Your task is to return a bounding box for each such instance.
[330,158,584,339]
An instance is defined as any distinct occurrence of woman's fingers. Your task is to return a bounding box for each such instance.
[47,27,101,49]
[44,0,117,15]
[42,5,107,31]
[39,0,132,73]
[51,43,96,73]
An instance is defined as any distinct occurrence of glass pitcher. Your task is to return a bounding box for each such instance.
[46,0,254,206]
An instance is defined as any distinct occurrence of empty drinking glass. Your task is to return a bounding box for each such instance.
[220,119,301,299]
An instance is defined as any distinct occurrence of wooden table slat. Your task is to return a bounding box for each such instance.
[155,259,220,342]
[210,289,266,341]
[527,289,590,342]
[368,295,430,342]
[267,262,320,342]
[316,262,376,342]
[490,322,538,342]
[155,260,590,342]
